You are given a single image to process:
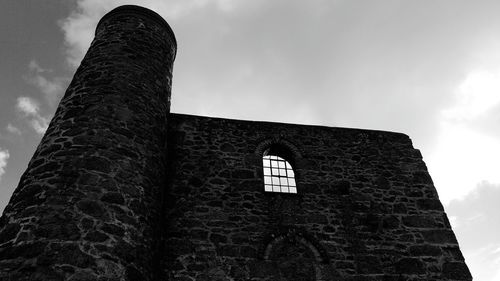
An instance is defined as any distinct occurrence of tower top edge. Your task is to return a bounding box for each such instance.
[96,5,177,48]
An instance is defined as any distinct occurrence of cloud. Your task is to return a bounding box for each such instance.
[448,182,500,246]
[444,69,500,121]
[462,244,500,281]
[26,60,67,106]
[439,68,500,140]
[28,60,45,73]
[59,0,109,68]
[29,118,50,135]
[6,124,21,135]
[0,148,10,182]
[17,96,40,116]
[447,182,500,281]
[58,0,230,68]
[426,122,500,203]
[426,68,500,203]
[16,97,50,135]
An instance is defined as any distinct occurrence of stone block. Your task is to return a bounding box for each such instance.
[395,257,425,274]
[408,244,442,256]
[443,262,472,279]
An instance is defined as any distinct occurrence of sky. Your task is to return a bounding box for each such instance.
[0,0,499,279]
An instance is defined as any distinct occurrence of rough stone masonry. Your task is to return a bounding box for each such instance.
[0,5,471,281]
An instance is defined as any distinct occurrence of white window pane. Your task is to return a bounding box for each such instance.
[265,185,273,192]
[281,186,288,193]
[272,177,280,185]
[273,185,281,192]
[279,177,288,185]
[289,187,297,193]
[264,176,272,184]
[264,167,271,175]
[279,169,286,176]
[288,178,296,186]
[285,162,292,169]
[288,170,294,177]
[278,161,285,168]
[263,159,270,167]
[271,160,278,167]
[272,168,279,175]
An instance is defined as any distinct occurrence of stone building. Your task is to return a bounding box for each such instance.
[0,5,471,281]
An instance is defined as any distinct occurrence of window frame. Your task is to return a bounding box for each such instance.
[262,152,297,194]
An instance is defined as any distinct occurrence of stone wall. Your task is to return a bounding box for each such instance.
[163,113,471,281]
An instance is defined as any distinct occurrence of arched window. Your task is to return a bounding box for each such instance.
[263,148,297,193]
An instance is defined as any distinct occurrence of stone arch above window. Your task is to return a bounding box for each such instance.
[254,137,302,159]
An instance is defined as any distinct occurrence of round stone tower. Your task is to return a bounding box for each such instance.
[0,5,176,280]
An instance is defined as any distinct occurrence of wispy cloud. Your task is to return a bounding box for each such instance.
[447,182,500,280]
[58,0,241,68]
[16,97,50,135]
[6,124,21,135]
[26,60,67,106]
[59,1,105,68]
[0,148,10,182]
[444,69,500,121]
[448,182,500,245]
[29,118,50,135]
[17,96,39,116]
